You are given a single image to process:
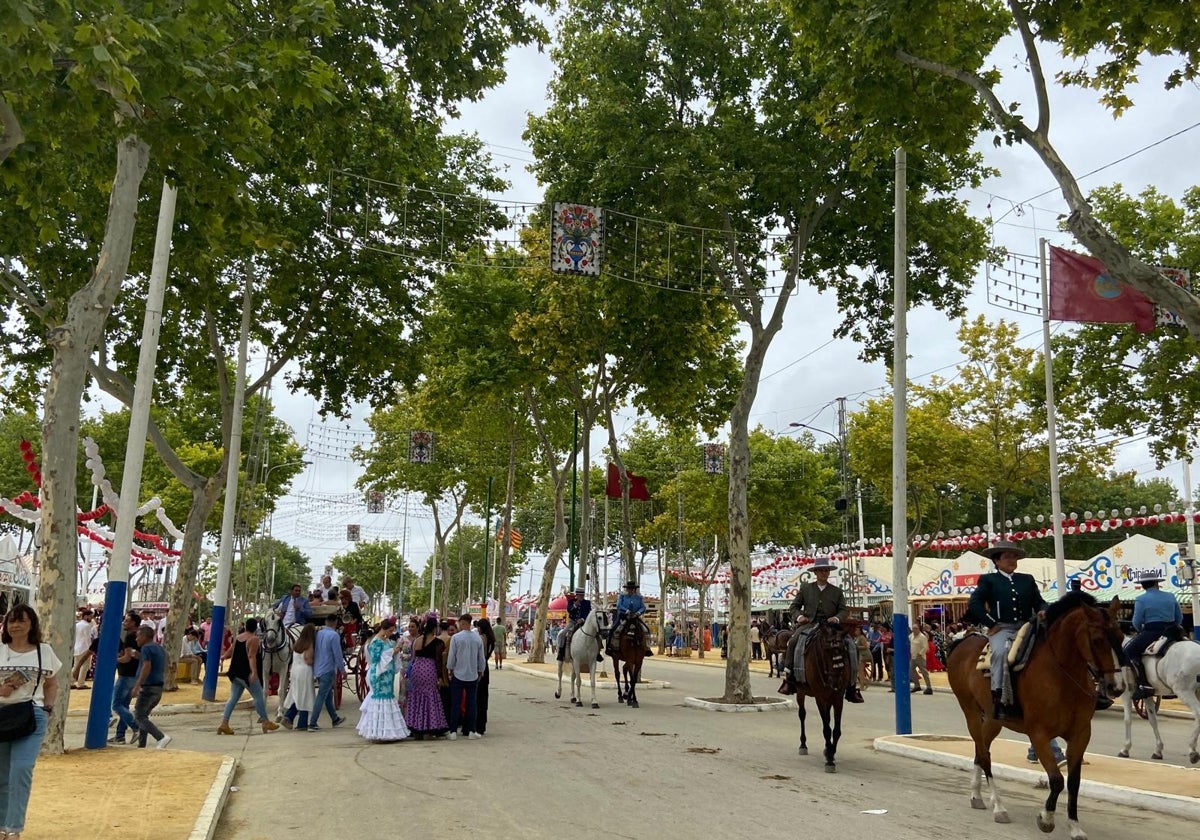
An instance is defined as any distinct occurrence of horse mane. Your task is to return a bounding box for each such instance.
[1043,591,1099,627]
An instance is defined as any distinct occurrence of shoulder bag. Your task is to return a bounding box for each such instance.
[0,644,42,742]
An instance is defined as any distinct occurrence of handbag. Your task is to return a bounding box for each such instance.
[0,645,42,743]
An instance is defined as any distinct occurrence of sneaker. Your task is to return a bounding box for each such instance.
[280,718,294,730]
[1026,750,1038,763]
[155,734,173,750]
[307,725,321,731]
[923,688,934,695]
[107,734,125,745]
[447,732,459,741]
[332,716,346,728]
[109,717,117,729]
[468,732,482,740]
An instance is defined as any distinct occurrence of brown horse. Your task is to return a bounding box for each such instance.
[794,623,852,772]
[947,592,1126,840]
[609,615,646,708]
[763,627,792,678]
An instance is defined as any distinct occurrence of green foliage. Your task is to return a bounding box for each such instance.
[329,539,417,612]
[236,536,312,603]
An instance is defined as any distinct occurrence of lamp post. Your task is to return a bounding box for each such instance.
[262,458,311,601]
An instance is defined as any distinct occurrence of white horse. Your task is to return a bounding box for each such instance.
[260,613,301,720]
[1118,638,1200,764]
[555,609,608,709]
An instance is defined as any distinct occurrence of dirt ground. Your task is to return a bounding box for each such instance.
[24,748,225,840]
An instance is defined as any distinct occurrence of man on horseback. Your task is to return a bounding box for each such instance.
[607,580,653,657]
[965,540,1045,719]
[557,587,604,663]
[1126,569,1184,700]
[778,557,864,703]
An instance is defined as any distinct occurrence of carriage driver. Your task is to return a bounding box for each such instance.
[273,583,313,627]
[607,581,654,657]
[557,587,605,663]
[779,557,864,704]
[1126,569,1184,700]
[965,540,1046,719]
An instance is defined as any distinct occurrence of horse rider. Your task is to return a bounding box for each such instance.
[607,580,654,657]
[273,583,313,627]
[779,556,864,703]
[965,539,1046,719]
[557,587,605,663]
[1126,569,1184,700]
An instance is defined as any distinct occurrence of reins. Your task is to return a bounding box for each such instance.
[1042,606,1121,700]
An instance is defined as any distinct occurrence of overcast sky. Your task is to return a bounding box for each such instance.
[255,34,1200,601]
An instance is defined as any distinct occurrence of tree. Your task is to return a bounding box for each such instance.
[528,0,990,702]
[329,540,417,616]
[787,0,1200,334]
[238,536,311,605]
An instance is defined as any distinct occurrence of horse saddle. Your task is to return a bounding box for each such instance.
[975,620,1037,674]
[1144,635,1177,657]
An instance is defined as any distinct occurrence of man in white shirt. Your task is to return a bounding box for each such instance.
[343,577,368,609]
[909,624,933,694]
[71,608,97,688]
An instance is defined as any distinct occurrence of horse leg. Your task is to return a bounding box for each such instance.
[628,661,640,709]
[612,655,624,703]
[797,696,808,756]
[589,664,599,709]
[1062,731,1091,840]
[555,658,563,700]
[823,697,842,772]
[1031,733,1066,834]
[1176,681,1200,764]
[1118,690,1133,758]
[977,723,1010,823]
[1146,697,1164,760]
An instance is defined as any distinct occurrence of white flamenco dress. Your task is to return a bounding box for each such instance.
[356,638,411,742]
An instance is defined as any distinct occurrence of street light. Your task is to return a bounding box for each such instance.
[262,458,311,601]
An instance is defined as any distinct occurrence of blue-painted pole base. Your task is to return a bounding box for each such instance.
[202,604,226,702]
[892,612,912,735]
[84,580,127,749]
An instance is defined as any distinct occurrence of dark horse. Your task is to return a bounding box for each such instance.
[763,627,792,679]
[609,615,646,708]
[794,622,852,773]
[947,592,1126,840]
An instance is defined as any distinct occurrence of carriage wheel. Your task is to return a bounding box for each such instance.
[354,647,369,698]
[1133,695,1161,720]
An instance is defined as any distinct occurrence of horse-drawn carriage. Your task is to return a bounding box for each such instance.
[261,602,373,713]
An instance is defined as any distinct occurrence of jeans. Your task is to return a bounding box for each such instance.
[134,685,166,746]
[112,674,138,738]
[310,671,339,726]
[449,677,479,735]
[0,705,47,832]
[222,676,269,722]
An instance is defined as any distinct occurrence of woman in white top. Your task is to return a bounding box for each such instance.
[0,604,61,840]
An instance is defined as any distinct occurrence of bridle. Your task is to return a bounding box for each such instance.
[1044,605,1124,698]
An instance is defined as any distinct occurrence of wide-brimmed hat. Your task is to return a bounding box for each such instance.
[1138,569,1165,585]
[811,556,834,570]
[574,586,585,595]
[983,540,1026,561]
[624,580,639,589]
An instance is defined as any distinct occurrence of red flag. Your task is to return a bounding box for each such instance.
[606,463,650,501]
[1048,245,1155,332]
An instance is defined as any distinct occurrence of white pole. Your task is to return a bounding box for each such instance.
[1184,458,1198,640]
[202,267,252,701]
[892,147,911,734]
[85,180,177,748]
[399,491,409,616]
[987,487,995,541]
[856,479,866,611]
[382,544,390,617]
[1039,238,1067,591]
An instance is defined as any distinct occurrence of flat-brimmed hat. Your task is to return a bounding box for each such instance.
[574,586,585,595]
[1138,569,1165,585]
[624,580,639,589]
[983,540,1025,561]
[811,556,834,570]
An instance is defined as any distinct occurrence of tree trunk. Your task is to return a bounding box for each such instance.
[496,435,518,628]
[161,478,222,691]
[36,134,149,753]
[528,479,568,664]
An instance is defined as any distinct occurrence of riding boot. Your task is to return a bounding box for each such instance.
[777,678,795,696]
[1130,662,1154,700]
[991,689,1006,720]
[845,685,864,704]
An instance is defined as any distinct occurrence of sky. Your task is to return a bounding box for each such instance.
[172,30,1200,603]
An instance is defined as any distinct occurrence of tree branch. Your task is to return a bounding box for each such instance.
[0,96,25,165]
[1008,0,1050,136]
[0,262,51,321]
[246,289,323,394]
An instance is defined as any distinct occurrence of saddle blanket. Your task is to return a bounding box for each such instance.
[975,621,1037,673]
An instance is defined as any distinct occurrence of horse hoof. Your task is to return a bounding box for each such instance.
[970,797,985,810]
[1116,750,1128,758]
[994,812,1011,824]
[629,700,638,708]
[1190,751,1199,765]
[591,702,599,709]
[1036,815,1053,833]
[798,747,808,756]
[824,763,836,773]
[554,691,561,699]
[1152,751,1163,761]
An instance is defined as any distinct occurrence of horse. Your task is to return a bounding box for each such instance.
[792,622,852,772]
[260,612,300,720]
[946,592,1126,840]
[1118,637,1200,764]
[555,609,607,709]
[609,613,646,708]
[764,627,792,679]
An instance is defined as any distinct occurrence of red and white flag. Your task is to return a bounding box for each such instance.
[1048,245,1155,332]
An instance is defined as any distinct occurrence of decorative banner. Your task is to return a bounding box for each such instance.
[496,526,522,551]
[702,443,725,475]
[347,524,361,542]
[1154,266,1191,327]
[408,430,433,464]
[367,490,385,514]
[551,202,603,276]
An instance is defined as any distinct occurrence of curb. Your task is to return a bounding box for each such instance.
[684,696,796,712]
[508,663,672,690]
[189,754,238,840]
[67,700,252,719]
[874,735,1200,820]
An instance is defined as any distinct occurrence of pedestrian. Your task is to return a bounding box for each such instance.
[0,603,60,839]
[851,623,871,689]
[909,624,933,694]
[130,625,172,749]
[109,611,141,745]
[70,608,96,689]
[306,614,346,731]
[880,624,895,690]
[281,624,317,731]
[445,614,486,740]
[749,621,762,660]
[356,618,410,742]
[475,618,497,736]
[868,622,884,681]
[215,618,281,735]
[396,616,419,714]
[492,620,506,670]
[405,612,449,739]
